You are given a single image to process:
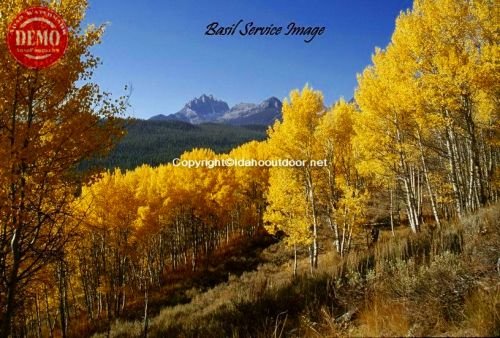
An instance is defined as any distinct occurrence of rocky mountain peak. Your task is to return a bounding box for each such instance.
[261,97,281,109]
[149,95,282,126]
[184,94,229,117]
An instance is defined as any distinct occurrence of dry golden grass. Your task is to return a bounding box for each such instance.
[356,298,410,337]
[463,280,500,336]
[97,203,500,338]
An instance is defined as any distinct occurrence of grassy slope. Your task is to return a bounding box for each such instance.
[98,204,500,338]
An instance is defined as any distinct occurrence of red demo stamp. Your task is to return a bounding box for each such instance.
[6,6,68,69]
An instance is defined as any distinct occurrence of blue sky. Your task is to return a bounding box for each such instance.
[85,0,413,119]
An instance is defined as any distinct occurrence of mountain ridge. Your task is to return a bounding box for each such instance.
[149,94,282,126]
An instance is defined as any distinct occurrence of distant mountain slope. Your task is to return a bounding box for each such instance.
[81,119,267,170]
[149,94,282,126]
[219,97,282,125]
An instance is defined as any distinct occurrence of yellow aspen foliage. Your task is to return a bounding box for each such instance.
[229,140,270,228]
[315,100,369,254]
[264,167,310,247]
[355,0,498,227]
[266,86,325,268]
[0,1,125,334]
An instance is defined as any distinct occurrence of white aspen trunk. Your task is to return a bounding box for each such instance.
[445,130,463,218]
[57,260,68,338]
[340,208,347,257]
[417,130,441,228]
[464,95,487,206]
[402,176,419,233]
[143,288,148,338]
[465,141,473,212]
[416,169,421,219]
[347,222,353,253]
[293,244,297,278]
[395,114,420,232]
[308,246,313,275]
[327,214,340,253]
[326,165,340,253]
[35,293,42,338]
[390,188,395,236]
[306,170,319,268]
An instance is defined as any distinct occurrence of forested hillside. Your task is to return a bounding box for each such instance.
[0,0,498,337]
[82,120,267,170]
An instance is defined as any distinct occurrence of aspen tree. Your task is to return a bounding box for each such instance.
[266,86,324,268]
[0,1,125,334]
